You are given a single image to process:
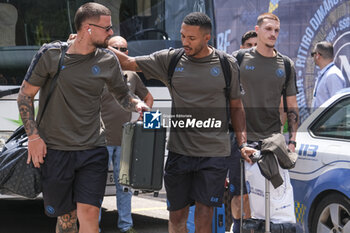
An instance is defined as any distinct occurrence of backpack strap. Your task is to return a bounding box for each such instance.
[216,50,232,103]
[36,43,68,126]
[279,53,296,113]
[235,50,246,67]
[167,48,185,87]
[235,48,253,66]
[216,49,232,131]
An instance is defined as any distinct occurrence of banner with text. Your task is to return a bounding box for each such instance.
[214,0,350,122]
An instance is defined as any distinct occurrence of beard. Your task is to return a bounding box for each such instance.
[93,37,110,48]
[184,43,205,57]
[265,43,275,48]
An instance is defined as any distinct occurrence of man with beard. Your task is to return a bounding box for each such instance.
[16,3,148,233]
[109,12,256,233]
[229,13,299,233]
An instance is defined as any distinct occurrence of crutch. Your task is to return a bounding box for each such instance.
[240,158,244,233]
[265,178,271,233]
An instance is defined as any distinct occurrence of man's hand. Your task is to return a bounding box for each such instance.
[27,135,47,168]
[240,146,257,164]
[136,101,151,117]
[288,143,296,152]
[67,34,77,43]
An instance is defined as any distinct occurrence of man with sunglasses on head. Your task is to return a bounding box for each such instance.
[100,35,153,233]
[17,3,149,233]
[311,41,346,110]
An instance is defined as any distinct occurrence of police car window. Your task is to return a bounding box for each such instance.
[311,97,350,140]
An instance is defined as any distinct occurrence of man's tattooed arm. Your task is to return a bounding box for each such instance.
[17,82,39,136]
[286,96,299,151]
[117,92,139,112]
[287,109,298,140]
[113,90,149,113]
[56,210,78,233]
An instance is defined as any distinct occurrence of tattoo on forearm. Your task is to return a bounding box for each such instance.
[287,110,298,139]
[56,210,78,233]
[120,95,137,112]
[17,89,38,136]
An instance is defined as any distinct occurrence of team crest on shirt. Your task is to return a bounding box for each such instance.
[46,205,55,215]
[210,67,221,77]
[276,68,285,78]
[92,65,101,75]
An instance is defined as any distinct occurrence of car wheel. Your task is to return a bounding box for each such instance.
[311,193,350,233]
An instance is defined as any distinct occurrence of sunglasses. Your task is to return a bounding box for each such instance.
[311,51,322,57]
[112,47,128,52]
[88,23,113,32]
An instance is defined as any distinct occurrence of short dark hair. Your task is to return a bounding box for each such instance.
[257,12,280,26]
[241,30,257,45]
[74,2,111,31]
[183,12,212,33]
[314,41,334,59]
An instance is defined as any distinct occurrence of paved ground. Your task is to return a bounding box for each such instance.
[0,191,169,233]
[0,190,233,233]
[101,190,169,232]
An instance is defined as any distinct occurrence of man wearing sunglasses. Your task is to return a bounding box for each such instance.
[17,3,149,233]
[100,36,153,233]
[311,41,346,110]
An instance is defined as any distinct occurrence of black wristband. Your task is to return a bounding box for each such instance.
[288,140,297,147]
[239,142,248,150]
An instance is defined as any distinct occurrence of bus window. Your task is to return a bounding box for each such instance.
[0,0,214,87]
[0,0,215,138]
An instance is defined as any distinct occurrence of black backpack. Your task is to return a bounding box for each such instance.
[235,48,297,112]
[167,48,233,129]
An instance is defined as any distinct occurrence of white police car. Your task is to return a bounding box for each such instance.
[290,88,350,233]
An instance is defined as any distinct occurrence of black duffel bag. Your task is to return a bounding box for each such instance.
[0,125,41,198]
[0,43,68,198]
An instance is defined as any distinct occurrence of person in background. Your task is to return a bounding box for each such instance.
[100,35,153,233]
[227,29,258,232]
[109,12,256,233]
[17,3,148,233]
[230,13,299,233]
[240,30,257,49]
[311,41,346,110]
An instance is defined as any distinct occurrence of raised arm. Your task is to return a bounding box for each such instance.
[17,80,46,168]
[108,46,142,72]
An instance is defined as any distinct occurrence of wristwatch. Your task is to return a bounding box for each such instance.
[288,140,297,147]
[239,142,248,151]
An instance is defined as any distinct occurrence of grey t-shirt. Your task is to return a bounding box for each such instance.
[233,48,297,141]
[25,42,130,150]
[136,48,241,157]
[101,71,148,146]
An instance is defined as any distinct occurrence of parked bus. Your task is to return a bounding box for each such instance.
[0,0,215,196]
[1,2,350,232]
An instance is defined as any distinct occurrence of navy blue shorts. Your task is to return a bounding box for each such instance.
[164,151,228,211]
[41,147,108,217]
[228,135,260,197]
